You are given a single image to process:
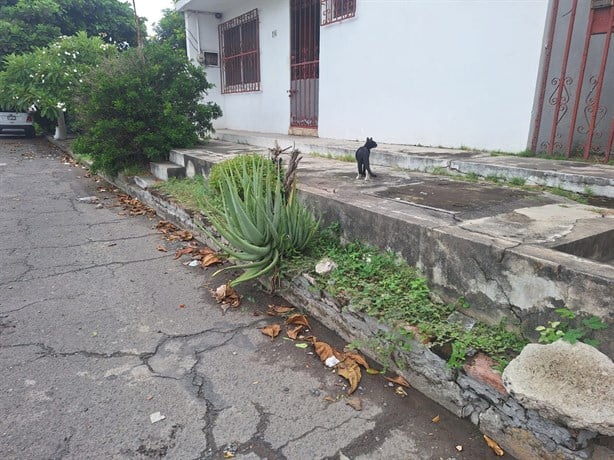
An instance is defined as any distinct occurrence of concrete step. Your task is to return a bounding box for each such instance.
[169,150,186,167]
[133,175,161,190]
[150,161,185,181]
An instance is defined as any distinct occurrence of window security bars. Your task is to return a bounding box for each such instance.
[219,9,260,93]
[321,0,356,25]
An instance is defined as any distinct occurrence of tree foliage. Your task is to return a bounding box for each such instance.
[0,0,143,61]
[72,42,222,175]
[0,32,115,120]
[154,8,186,51]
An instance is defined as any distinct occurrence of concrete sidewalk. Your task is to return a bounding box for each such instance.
[214,129,614,199]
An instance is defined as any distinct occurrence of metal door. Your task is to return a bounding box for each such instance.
[289,0,320,135]
[530,0,614,162]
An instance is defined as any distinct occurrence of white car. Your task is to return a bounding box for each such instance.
[0,111,36,138]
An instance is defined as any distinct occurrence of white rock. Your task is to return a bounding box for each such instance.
[149,412,166,424]
[315,258,337,275]
[502,341,614,435]
[77,196,99,204]
[325,356,341,368]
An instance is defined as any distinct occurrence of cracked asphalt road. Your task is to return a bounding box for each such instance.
[0,137,503,459]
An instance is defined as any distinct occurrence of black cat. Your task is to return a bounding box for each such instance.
[355,137,378,180]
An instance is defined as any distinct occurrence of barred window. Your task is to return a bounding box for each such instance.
[219,9,260,93]
[321,0,356,25]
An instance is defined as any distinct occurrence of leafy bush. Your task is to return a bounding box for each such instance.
[72,42,221,175]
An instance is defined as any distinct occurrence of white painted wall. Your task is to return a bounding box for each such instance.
[183,0,548,152]
[318,0,548,152]
[184,0,291,133]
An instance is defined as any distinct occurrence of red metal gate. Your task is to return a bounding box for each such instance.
[289,0,320,133]
[530,0,614,162]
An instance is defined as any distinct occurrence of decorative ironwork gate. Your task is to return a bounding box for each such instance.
[289,0,320,134]
[530,0,614,162]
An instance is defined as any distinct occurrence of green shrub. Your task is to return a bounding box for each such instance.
[72,42,221,175]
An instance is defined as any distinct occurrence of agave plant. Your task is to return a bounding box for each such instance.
[201,154,318,287]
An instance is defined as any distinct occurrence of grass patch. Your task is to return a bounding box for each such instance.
[429,166,452,176]
[283,225,527,369]
[152,175,209,211]
[310,152,355,163]
[485,174,503,183]
[547,186,589,204]
[508,177,526,186]
[72,153,93,166]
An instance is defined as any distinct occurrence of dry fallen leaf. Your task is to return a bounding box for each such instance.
[286,313,310,328]
[337,358,361,395]
[176,230,193,241]
[178,304,186,309]
[483,435,505,456]
[344,351,369,369]
[385,375,411,388]
[313,341,335,362]
[156,220,179,234]
[267,305,295,316]
[287,325,304,340]
[174,247,194,259]
[345,397,363,411]
[201,253,222,267]
[156,244,167,252]
[431,415,440,423]
[211,283,241,308]
[261,324,281,339]
[117,194,156,217]
[323,396,336,403]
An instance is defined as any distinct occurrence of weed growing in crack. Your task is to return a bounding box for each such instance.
[535,307,607,347]
[283,225,527,369]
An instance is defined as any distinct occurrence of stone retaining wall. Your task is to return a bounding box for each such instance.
[280,274,611,460]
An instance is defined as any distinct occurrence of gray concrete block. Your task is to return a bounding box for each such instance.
[150,161,185,181]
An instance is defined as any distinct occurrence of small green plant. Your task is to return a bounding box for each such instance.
[583,186,594,197]
[548,187,589,204]
[430,166,452,176]
[535,308,607,347]
[72,153,93,166]
[465,172,479,182]
[201,154,319,287]
[153,176,208,211]
[508,177,526,186]
[485,174,502,183]
[284,229,527,369]
[310,152,354,162]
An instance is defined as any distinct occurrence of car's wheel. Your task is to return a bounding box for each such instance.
[25,127,36,138]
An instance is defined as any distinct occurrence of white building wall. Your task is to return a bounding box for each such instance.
[318,0,548,152]
[185,0,291,133]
